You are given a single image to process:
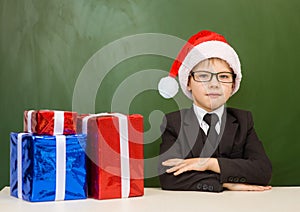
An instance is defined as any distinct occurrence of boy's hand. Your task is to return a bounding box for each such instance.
[162,158,219,176]
[223,183,272,191]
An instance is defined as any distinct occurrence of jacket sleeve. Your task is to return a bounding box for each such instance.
[158,114,223,192]
[217,111,272,185]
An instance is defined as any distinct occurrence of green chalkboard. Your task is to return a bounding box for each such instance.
[1,0,300,189]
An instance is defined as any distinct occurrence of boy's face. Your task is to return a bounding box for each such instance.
[187,58,234,112]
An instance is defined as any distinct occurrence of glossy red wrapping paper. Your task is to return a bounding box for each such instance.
[23,110,77,135]
[80,114,144,199]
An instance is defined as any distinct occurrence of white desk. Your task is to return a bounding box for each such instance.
[1,186,299,212]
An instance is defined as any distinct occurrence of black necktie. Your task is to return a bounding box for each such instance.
[203,113,219,150]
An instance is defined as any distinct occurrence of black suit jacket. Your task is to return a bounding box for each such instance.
[158,107,272,192]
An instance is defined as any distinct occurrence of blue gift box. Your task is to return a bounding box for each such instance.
[10,132,87,202]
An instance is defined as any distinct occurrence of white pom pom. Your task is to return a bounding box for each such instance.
[158,76,179,99]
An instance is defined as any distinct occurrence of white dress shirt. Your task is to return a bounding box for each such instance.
[193,104,224,135]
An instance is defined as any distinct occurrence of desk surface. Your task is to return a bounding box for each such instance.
[1,186,300,212]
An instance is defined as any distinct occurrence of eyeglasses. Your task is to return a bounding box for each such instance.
[189,71,236,83]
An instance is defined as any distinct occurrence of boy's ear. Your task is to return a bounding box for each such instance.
[231,83,235,93]
[187,77,192,91]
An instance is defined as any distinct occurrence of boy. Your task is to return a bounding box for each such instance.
[157,30,272,192]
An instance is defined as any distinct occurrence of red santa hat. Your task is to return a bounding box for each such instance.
[158,30,242,99]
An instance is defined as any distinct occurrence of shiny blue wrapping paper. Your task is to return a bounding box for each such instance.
[10,132,87,202]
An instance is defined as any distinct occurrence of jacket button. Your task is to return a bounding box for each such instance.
[233,177,239,183]
[239,177,246,183]
[196,183,202,190]
[202,184,208,191]
[208,185,214,191]
[228,176,234,182]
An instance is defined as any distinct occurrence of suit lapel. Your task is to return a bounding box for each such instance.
[182,107,238,158]
[218,109,238,156]
[182,108,203,157]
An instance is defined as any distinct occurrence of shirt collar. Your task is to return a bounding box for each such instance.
[193,104,224,124]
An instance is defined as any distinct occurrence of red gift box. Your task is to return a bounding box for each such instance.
[24,110,77,135]
[80,113,144,200]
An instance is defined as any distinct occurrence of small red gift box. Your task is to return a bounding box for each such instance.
[80,113,144,200]
[24,110,77,135]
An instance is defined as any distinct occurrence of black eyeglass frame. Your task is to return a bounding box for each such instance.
[189,71,236,83]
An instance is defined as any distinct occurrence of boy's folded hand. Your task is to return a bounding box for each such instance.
[223,183,272,191]
[162,158,210,176]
